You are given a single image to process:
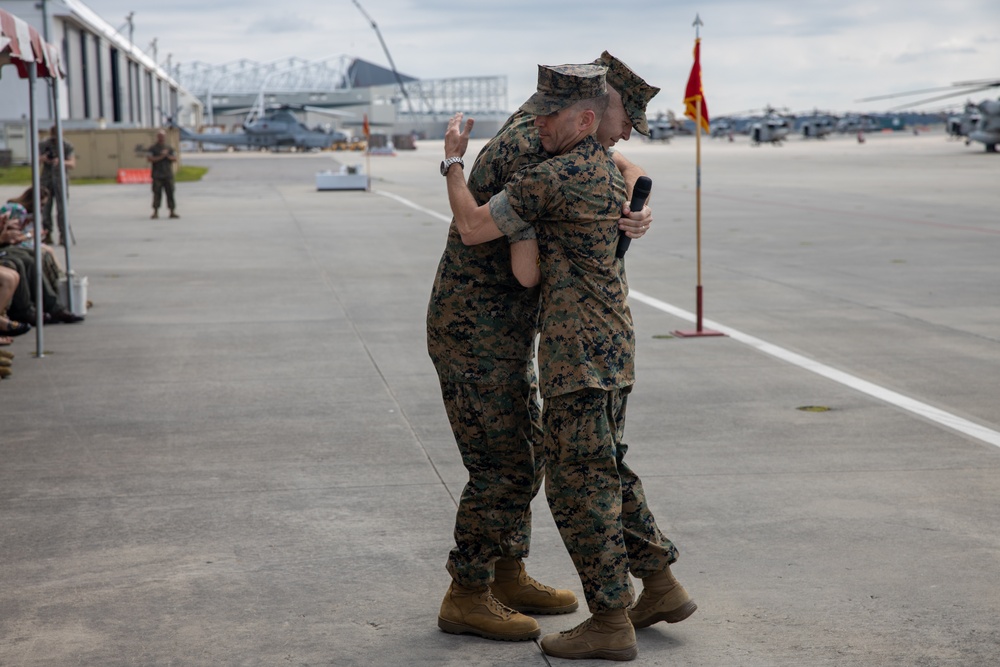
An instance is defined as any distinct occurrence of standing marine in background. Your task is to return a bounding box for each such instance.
[148,130,179,220]
[38,126,75,245]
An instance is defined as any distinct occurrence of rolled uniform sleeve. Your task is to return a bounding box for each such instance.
[488,192,535,243]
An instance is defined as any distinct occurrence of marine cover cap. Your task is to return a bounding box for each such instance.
[593,51,660,136]
[519,63,608,117]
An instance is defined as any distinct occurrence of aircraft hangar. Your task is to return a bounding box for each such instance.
[0,0,509,164]
[173,56,510,141]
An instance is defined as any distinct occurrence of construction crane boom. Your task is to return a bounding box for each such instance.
[351,0,415,115]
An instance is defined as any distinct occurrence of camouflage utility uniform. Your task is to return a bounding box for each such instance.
[426,111,549,589]
[148,142,177,213]
[490,134,678,613]
[39,137,73,243]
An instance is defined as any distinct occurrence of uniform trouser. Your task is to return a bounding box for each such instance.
[0,255,32,316]
[152,177,176,212]
[41,180,67,242]
[543,386,678,613]
[0,246,60,316]
[440,374,544,588]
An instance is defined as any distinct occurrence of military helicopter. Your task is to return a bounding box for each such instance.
[748,106,792,145]
[646,111,678,142]
[179,93,352,152]
[857,78,1000,152]
[798,110,836,139]
[946,102,982,141]
[709,117,736,139]
[835,113,880,134]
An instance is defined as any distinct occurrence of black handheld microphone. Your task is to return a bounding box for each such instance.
[615,176,652,259]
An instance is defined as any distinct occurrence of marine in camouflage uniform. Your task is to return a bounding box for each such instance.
[427,109,551,589]
[38,132,74,244]
[148,131,179,219]
[430,103,579,643]
[490,108,677,615]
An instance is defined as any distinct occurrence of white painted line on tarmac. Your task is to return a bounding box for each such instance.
[376,190,452,223]
[378,189,1000,450]
[630,290,1000,450]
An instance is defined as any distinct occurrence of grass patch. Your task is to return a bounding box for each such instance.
[177,165,209,182]
[0,165,33,186]
[0,164,208,186]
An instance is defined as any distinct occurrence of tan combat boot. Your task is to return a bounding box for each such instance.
[490,558,579,615]
[541,608,637,661]
[628,566,698,629]
[437,581,540,641]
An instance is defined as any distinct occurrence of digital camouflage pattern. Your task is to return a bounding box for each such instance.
[149,143,177,212]
[38,137,73,239]
[441,376,544,588]
[427,110,550,587]
[488,132,678,613]
[148,142,176,180]
[491,134,634,399]
[520,63,608,117]
[544,387,678,612]
[593,51,661,136]
[38,137,73,184]
[426,111,546,386]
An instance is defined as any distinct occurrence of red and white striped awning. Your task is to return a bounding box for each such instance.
[0,8,63,79]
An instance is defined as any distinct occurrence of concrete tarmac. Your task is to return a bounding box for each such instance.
[2,130,998,666]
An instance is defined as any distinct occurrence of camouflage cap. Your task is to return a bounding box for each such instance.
[593,51,660,136]
[519,63,608,117]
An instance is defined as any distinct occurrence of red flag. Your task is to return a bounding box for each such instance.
[684,38,710,133]
[362,113,370,138]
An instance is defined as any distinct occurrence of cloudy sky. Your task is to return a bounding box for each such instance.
[85,0,1000,117]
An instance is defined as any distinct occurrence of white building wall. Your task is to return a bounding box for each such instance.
[0,0,200,133]
[62,22,84,119]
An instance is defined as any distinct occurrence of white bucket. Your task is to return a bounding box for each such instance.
[58,273,88,316]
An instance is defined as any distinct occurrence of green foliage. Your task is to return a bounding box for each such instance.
[0,165,33,186]
[0,164,208,186]
[176,165,208,182]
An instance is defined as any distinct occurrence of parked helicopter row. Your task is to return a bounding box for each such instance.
[642,93,997,152]
[173,79,999,154]
[856,78,999,152]
[695,107,877,146]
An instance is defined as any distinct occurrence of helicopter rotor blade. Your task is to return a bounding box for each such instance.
[857,78,1000,104]
[856,85,969,103]
[950,78,1000,88]
[300,105,355,118]
[885,85,1000,110]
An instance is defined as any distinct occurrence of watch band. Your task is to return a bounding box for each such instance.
[441,157,464,176]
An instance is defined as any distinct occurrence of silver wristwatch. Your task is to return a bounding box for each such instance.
[440,157,464,176]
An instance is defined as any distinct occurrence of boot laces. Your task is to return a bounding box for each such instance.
[483,591,516,619]
[521,572,556,594]
[560,616,595,638]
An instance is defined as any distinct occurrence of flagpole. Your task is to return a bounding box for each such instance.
[364,112,372,192]
[365,146,372,192]
[695,97,704,326]
[675,15,724,338]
